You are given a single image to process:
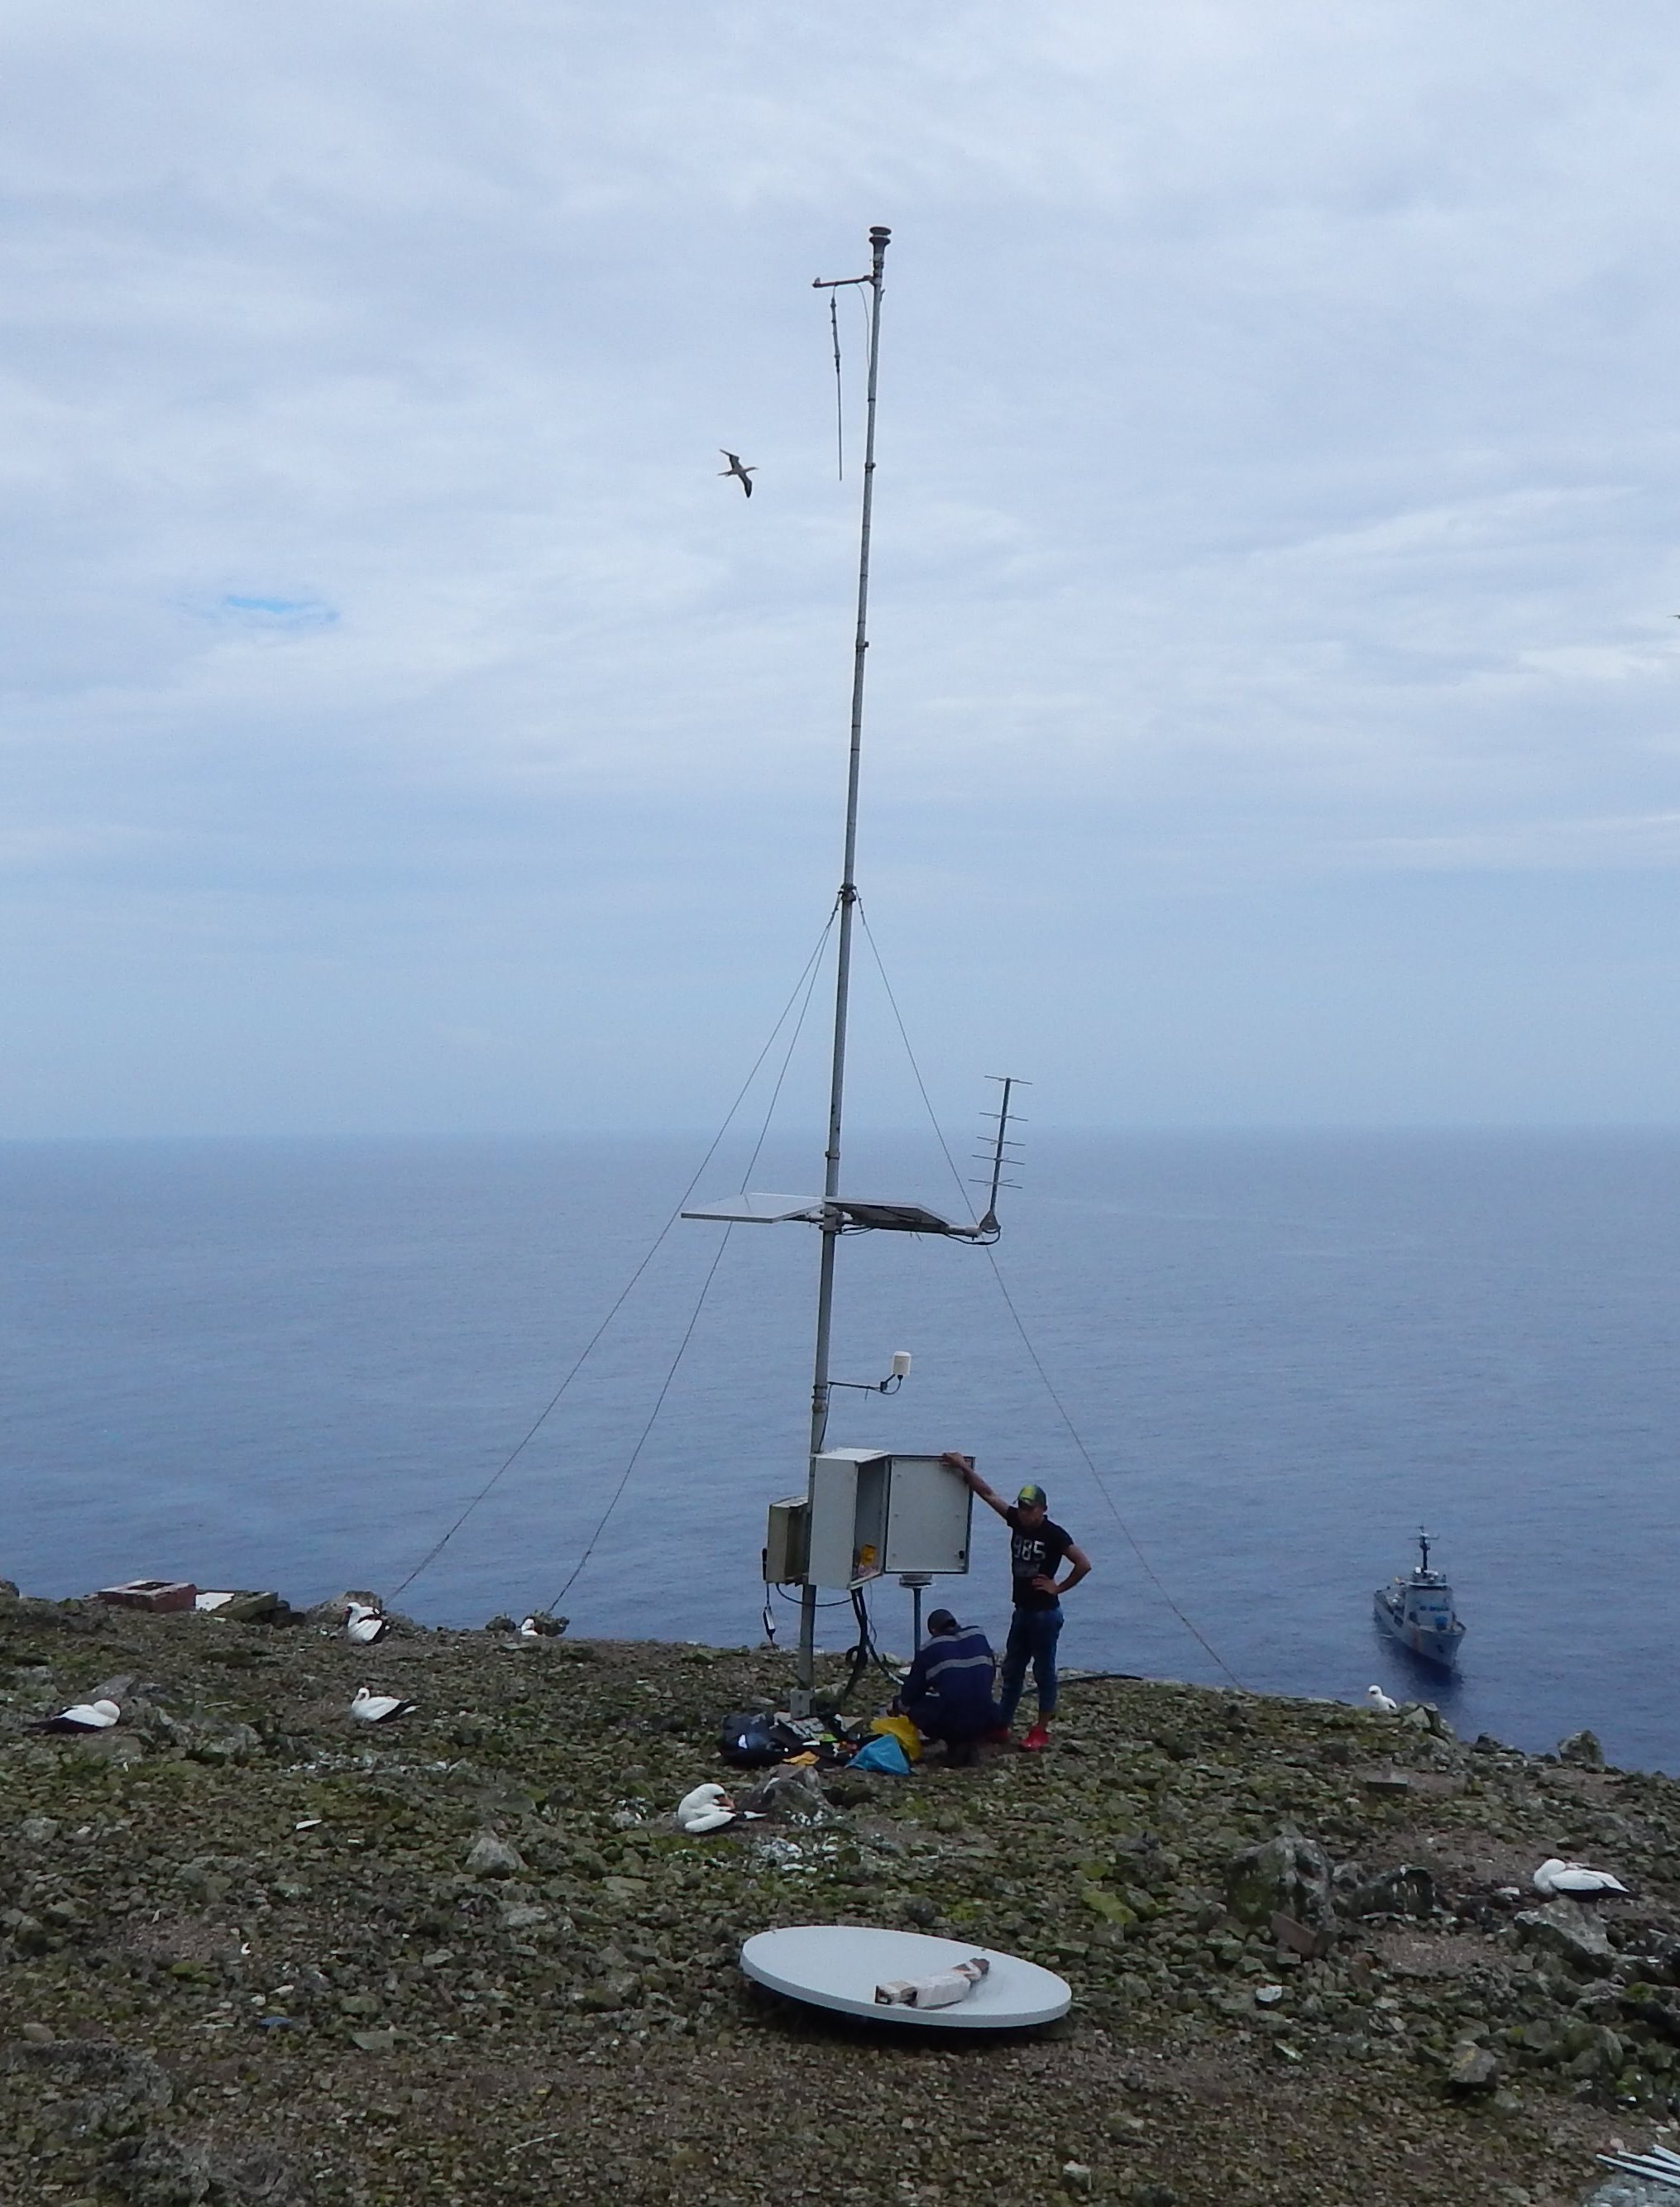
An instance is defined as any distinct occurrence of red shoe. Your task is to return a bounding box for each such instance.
[1021,1721,1051,1752]
[983,1723,1012,1745]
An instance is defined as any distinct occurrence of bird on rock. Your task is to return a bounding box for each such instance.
[1365,1685,1400,1714]
[349,1688,415,1724]
[675,1783,736,1834]
[31,1698,122,1734]
[1534,1857,1629,1898]
[517,1616,542,1641]
[344,1602,389,1645]
[718,449,755,497]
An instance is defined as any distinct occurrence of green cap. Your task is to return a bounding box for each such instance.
[1016,1483,1047,1510]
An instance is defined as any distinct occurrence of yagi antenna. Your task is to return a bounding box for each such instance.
[970,1074,1030,1232]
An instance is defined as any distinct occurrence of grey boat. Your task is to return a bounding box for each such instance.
[1373,1530,1465,1669]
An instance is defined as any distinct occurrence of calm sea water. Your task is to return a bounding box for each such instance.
[3,1132,1678,1772]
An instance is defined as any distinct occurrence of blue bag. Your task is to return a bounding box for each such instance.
[850,1734,911,1775]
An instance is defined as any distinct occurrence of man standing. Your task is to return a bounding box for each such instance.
[941,1453,1090,1750]
[893,1608,1000,1768]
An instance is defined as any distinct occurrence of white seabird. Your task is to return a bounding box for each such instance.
[517,1616,542,1641]
[1364,1685,1400,1715]
[675,1783,736,1835]
[1534,1857,1630,1898]
[349,1688,415,1724]
[31,1698,122,1734]
[344,1602,389,1645]
[718,449,755,498]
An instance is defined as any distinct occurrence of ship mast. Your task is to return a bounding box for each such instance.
[800,224,890,1696]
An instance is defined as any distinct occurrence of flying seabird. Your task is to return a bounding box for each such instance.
[1364,1685,1400,1715]
[31,1697,122,1734]
[1533,1857,1630,1898]
[675,1783,736,1834]
[718,450,755,498]
[349,1687,415,1724]
[344,1602,389,1645]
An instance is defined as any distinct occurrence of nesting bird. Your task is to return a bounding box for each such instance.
[31,1698,121,1734]
[349,1688,415,1724]
[1365,1685,1400,1715]
[1533,1857,1629,1899]
[344,1601,389,1645]
[674,1783,736,1834]
[718,449,755,498]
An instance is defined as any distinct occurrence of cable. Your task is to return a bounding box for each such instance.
[771,1584,856,1609]
[388,907,838,1597]
[982,1247,1244,1690]
[829,292,844,481]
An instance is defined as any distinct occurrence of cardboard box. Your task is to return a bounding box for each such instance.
[96,1578,198,1615]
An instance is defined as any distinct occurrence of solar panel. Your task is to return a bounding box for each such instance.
[681,1191,988,1237]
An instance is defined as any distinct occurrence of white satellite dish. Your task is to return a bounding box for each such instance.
[739,1926,1070,2031]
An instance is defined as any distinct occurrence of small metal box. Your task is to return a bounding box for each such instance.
[763,1496,811,1583]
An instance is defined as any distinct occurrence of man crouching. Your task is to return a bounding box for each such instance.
[893,1609,1002,1768]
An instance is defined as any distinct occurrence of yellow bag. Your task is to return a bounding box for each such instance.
[869,1713,923,1763]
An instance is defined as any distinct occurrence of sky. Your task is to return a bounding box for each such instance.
[4,2,1680,1137]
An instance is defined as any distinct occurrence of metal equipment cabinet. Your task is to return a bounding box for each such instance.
[803,1449,972,1588]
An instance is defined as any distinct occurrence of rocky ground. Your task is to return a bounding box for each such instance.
[3,1584,1679,2206]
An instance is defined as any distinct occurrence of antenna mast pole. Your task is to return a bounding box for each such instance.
[798,223,890,1699]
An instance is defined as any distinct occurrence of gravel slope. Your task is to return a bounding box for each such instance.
[2,1585,1675,2206]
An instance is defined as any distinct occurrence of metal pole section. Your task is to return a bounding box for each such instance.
[798,223,890,1702]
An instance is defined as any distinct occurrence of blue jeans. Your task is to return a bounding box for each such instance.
[999,1603,1063,1724]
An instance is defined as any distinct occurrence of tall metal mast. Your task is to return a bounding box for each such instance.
[799,223,890,1694]
[678,227,1024,1706]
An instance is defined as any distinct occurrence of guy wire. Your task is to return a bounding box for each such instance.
[544,1225,735,1611]
[388,905,838,1598]
[544,911,834,1609]
[857,902,1243,1690]
[980,1247,1245,1692]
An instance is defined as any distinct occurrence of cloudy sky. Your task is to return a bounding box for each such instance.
[5,1,1680,1137]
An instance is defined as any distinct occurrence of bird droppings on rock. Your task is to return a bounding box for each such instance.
[0,1584,1674,2203]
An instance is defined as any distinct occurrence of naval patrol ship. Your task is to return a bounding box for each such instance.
[1373,1529,1465,1669]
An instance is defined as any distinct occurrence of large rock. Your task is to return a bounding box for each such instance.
[1342,1865,1437,1920]
[464,1828,525,1879]
[1620,1989,1680,2044]
[1224,1829,1334,1931]
[103,2133,213,2205]
[4,2042,173,2139]
[739,1767,829,1822]
[145,1710,265,1764]
[1558,1728,1607,1769]
[1447,2042,1501,2091]
[1515,1895,1613,1973]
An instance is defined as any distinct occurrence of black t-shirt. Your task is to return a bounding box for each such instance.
[1006,1507,1074,1611]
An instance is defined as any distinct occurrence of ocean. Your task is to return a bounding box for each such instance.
[3,1130,1677,1772]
